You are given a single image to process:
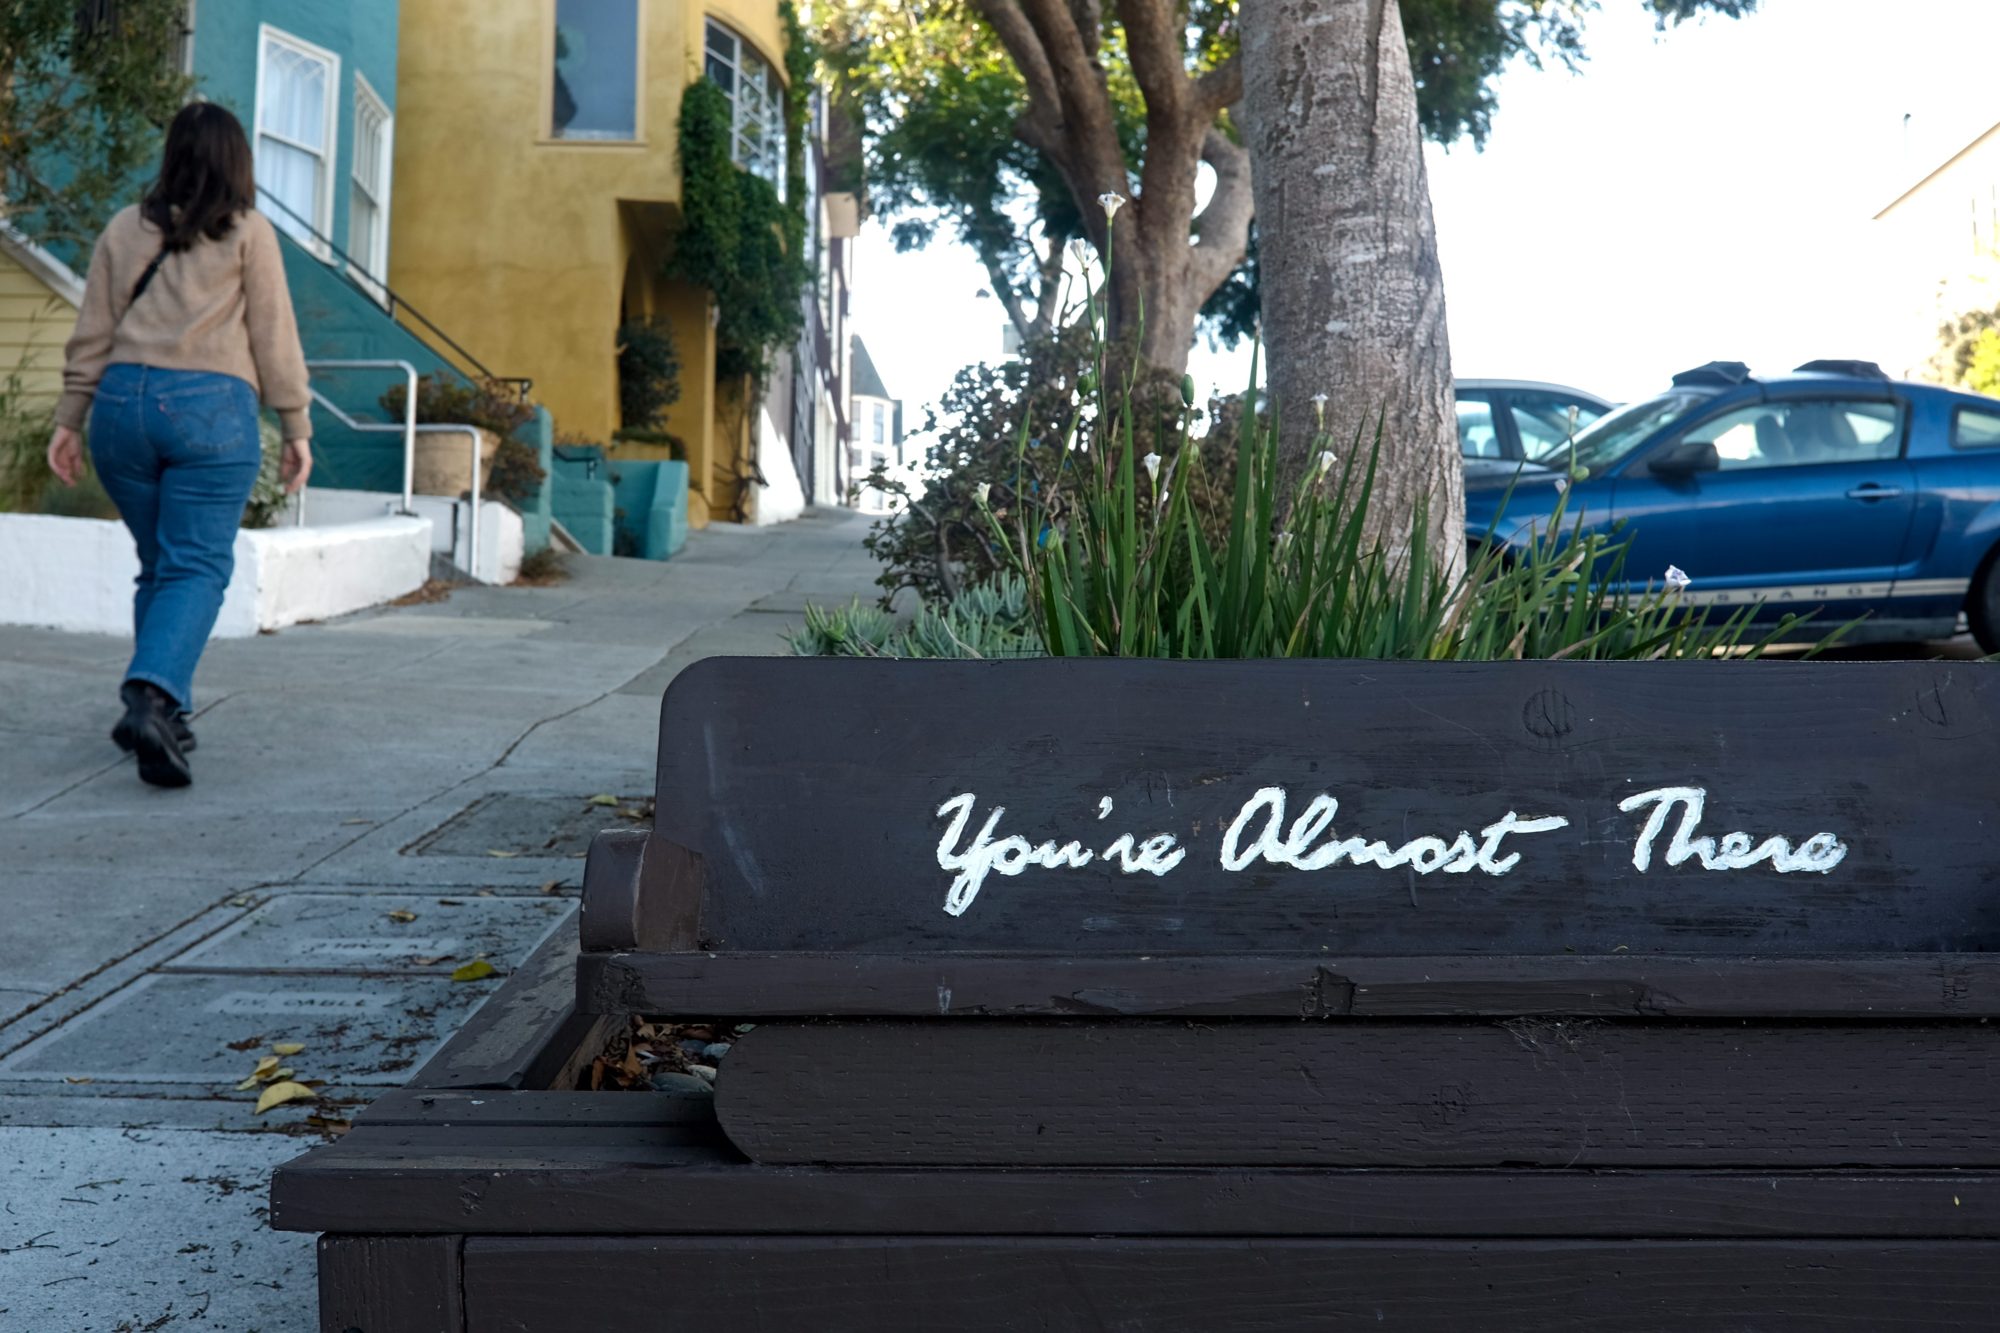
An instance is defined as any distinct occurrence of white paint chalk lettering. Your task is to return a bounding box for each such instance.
[1220,786,1568,877]
[1618,785,1847,874]
[939,792,1175,917]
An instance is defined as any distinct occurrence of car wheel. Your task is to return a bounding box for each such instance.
[1969,549,2000,655]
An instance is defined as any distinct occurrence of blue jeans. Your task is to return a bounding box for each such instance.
[89,364,262,712]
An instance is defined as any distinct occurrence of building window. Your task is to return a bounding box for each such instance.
[552,0,639,140]
[255,26,339,248]
[349,76,392,298]
[871,402,886,444]
[704,19,784,193]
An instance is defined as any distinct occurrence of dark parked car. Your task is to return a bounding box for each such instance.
[1464,360,2000,650]
[1456,379,1614,463]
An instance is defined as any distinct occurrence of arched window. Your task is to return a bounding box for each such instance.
[704,18,784,195]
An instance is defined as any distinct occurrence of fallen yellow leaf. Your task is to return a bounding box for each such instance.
[273,1067,295,1080]
[235,1076,260,1091]
[386,909,417,924]
[64,1076,93,1085]
[486,849,518,858]
[587,794,619,806]
[252,1055,280,1078]
[451,959,497,982]
[255,1080,317,1114]
[271,1042,305,1056]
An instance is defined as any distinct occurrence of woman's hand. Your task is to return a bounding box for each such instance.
[46,426,84,486]
[281,439,313,494]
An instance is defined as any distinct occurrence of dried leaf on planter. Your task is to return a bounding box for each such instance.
[539,880,565,895]
[255,1080,317,1114]
[272,1042,306,1056]
[235,1076,260,1091]
[486,849,518,859]
[306,1114,352,1137]
[587,794,619,806]
[252,1055,280,1079]
[386,909,417,924]
[412,954,454,966]
[451,959,497,983]
[273,1067,295,1080]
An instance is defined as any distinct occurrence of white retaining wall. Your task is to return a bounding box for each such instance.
[298,489,523,584]
[0,510,432,638]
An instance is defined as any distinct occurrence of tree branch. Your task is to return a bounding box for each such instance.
[1187,129,1253,300]
[969,0,1065,152]
[1031,230,1067,334]
[1194,52,1242,114]
[1114,0,1187,121]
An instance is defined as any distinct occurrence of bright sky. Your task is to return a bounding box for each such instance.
[849,0,2000,419]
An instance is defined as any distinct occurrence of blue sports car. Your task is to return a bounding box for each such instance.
[1464,360,2000,651]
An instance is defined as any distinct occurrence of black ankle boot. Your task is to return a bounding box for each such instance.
[111,681,192,788]
[171,712,197,753]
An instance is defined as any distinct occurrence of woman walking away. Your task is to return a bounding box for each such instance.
[46,102,313,788]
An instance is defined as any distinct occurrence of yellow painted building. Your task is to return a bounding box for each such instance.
[0,225,85,404]
[389,0,797,526]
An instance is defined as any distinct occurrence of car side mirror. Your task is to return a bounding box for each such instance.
[1649,439,1720,477]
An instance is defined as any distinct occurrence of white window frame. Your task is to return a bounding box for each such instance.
[349,72,393,302]
[704,18,785,196]
[253,23,340,256]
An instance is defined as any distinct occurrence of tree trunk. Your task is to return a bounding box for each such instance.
[1238,0,1463,574]
[970,0,1252,380]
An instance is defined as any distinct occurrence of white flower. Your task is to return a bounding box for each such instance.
[1316,450,1337,478]
[1098,191,1127,221]
[1070,239,1092,269]
[1158,488,1170,508]
[974,482,991,505]
[1664,564,1692,591]
[1310,391,1329,421]
[1142,452,1161,482]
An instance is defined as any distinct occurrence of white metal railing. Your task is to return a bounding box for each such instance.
[304,358,489,582]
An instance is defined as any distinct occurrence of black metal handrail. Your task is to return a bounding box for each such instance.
[254,185,533,398]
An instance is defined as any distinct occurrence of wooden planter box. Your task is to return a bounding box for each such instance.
[275,658,2000,1332]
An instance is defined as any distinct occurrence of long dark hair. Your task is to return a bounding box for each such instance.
[141,103,256,252]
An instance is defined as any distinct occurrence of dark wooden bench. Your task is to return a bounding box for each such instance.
[276,657,2000,1331]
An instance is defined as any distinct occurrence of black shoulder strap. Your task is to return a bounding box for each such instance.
[128,247,169,305]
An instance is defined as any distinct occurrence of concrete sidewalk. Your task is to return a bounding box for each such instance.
[0,508,879,1332]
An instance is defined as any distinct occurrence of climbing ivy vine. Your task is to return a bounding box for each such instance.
[667,10,815,384]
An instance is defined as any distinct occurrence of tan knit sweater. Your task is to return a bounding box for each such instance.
[57,205,312,439]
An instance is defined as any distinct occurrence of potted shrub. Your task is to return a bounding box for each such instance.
[380,374,542,502]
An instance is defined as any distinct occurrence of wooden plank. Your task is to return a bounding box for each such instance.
[718,1020,2000,1167]
[407,911,588,1090]
[462,1237,2000,1331]
[317,1234,462,1333]
[581,949,2000,1018]
[272,1151,2000,1238]
[631,659,2000,959]
[356,1087,715,1129]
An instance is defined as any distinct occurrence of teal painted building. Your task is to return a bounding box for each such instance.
[180,0,561,549]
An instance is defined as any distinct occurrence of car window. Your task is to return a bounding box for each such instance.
[1681,399,1902,471]
[1457,396,1502,458]
[1567,390,1711,476]
[1953,406,2000,449]
[1510,392,1608,461]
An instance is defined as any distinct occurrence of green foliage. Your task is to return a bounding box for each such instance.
[935,269,1819,663]
[381,374,536,439]
[616,317,682,429]
[788,573,1041,658]
[667,79,810,383]
[1933,306,2000,393]
[825,0,1756,347]
[0,0,193,252]
[0,367,61,515]
[379,373,545,505]
[860,323,1098,605]
[241,410,288,529]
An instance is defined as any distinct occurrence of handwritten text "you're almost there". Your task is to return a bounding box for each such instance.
[932,784,1847,918]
